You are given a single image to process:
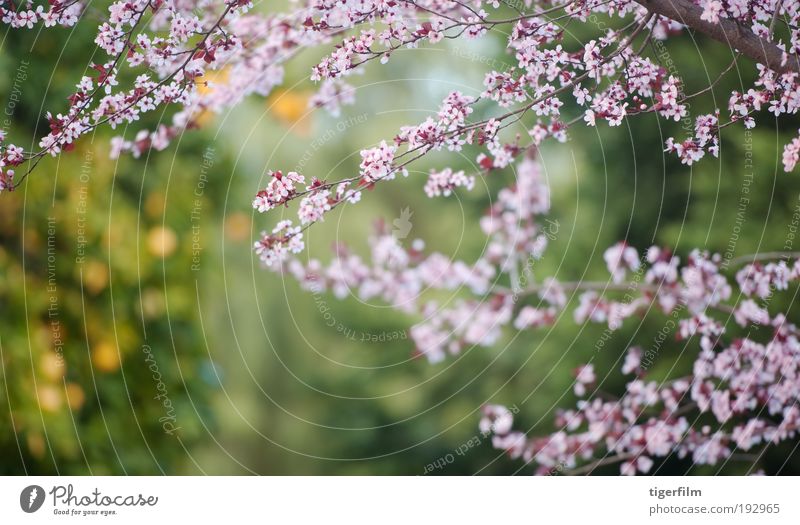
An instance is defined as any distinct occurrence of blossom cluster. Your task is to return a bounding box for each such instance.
[0,134,22,192]
[481,307,800,475]
[424,168,475,198]
[1,0,82,29]
[266,142,800,473]
[253,220,304,267]
[252,171,306,213]
[4,0,800,196]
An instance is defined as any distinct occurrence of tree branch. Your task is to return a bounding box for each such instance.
[634,0,800,74]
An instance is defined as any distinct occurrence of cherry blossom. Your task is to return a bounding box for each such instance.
[254,220,304,267]
[604,242,641,283]
[1,0,799,195]
[424,168,475,198]
[253,171,306,213]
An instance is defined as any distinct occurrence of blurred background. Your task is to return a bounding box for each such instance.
[2,3,800,475]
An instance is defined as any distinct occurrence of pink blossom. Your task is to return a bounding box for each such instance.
[574,364,595,397]
[359,140,399,183]
[252,171,305,213]
[604,242,640,283]
[424,168,474,197]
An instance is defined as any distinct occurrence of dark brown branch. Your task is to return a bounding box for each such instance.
[635,0,800,74]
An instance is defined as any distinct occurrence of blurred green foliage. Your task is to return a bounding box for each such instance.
[2,4,800,475]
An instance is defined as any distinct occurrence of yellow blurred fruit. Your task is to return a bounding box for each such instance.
[194,110,214,128]
[23,228,42,253]
[40,352,65,381]
[65,383,86,410]
[268,89,312,135]
[145,192,166,218]
[0,196,21,232]
[27,432,45,459]
[196,67,229,96]
[141,287,165,319]
[38,384,62,412]
[193,68,230,127]
[83,259,109,294]
[35,324,51,350]
[147,226,177,258]
[92,341,120,372]
[224,212,250,242]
